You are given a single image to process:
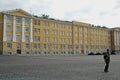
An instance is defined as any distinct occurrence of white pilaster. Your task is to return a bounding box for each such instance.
[3,14,7,41]
[22,17,25,42]
[13,16,16,42]
[30,18,33,42]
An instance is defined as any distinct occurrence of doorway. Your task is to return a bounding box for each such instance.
[17,49,21,54]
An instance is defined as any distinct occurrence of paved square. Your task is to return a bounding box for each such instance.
[0,55,120,80]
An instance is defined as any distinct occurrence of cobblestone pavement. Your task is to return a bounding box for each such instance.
[0,55,120,80]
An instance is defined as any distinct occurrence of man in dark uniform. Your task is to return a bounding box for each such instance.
[104,49,110,72]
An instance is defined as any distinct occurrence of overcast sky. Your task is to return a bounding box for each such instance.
[0,0,120,28]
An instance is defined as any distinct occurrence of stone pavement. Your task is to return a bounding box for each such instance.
[0,55,120,80]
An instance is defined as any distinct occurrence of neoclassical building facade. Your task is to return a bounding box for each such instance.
[0,9,119,55]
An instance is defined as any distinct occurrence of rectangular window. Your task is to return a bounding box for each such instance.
[7,15,13,22]
[44,37,49,42]
[34,28,40,34]
[7,34,12,41]
[16,43,21,49]
[68,38,72,43]
[25,27,30,32]
[44,29,49,34]
[44,44,46,49]
[34,44,37,49]
[75,33,78,37]
[75,26,78,31]
[34,20,40,26]
[26,44,30,49]
[38,44,41,49]
[16,35,21,41]
[16,17,22,23]
[16,26,21,32]
[34,36,40,41]
[38,29,40,34]
[7,25,12,31]
[38,21,40,25]
[68,26,72,30]
[25,18,30,24]
[44,22,49,27]
[7,43,12,48]
[25,35,30,41]
[52,23,57,28]
[52,38,58,42]
[34,20,37,25]
[60,24,64,29]
[60,31,65,36]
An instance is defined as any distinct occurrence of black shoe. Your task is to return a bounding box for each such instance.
[104,71,109,72]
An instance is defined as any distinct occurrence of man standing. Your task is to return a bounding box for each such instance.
[104,49,110,72]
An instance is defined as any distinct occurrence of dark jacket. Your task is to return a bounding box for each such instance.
[104,51,110,63]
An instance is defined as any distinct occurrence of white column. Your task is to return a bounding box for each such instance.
[30,18,33,42]
[3,14,7,41]
[114,32,116,46]
[22,17,25,42]
[13,16,16,42]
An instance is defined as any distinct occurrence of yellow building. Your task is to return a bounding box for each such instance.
[111,28,120,53]
[0,9,116,55]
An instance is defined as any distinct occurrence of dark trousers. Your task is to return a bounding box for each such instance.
[104,61,110,72]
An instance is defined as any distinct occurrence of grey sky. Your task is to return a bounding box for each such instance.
[0,0,120,28]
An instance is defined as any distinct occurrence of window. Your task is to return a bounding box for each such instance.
[52,23,57,28]
[44,29,49,34]
[34,28,40,34]
[44,22,49,27]
[80,27,83,32]
[68,26,72,30]
[34,20,40,26]
[25,35,30,41]
[16,26,21,32]
[16,35,21,41]
[68,32,72,36]
[75,39,78,43]
[25,27,30,32]
[52,30,58,35]
[34,36,40,41]
[44,37,49,42]
[75,26,78,31]
[38,44,41,49]
[16,43,21,49]
[68,45,72,49]
[7,15,13,22]
[76,45,79,49]
[60,31,65,36]
[7,34,12,41]
[75,32,78,37]
[60,24,64,29]
[7,43,12,48]
[34,44,37,49]
[60,38,66,42]
[85,28,88,32]
[26,44,30,49]
[68,38,72,43]
[16,17,22,23]
[7,25,12,31]
[44,44,46,49]
[52,38,58,42]
[25,18,30,24]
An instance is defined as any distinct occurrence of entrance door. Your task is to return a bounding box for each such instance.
[81,50,84,54]
[17,49,21,54]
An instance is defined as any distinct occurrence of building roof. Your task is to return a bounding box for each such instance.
[1,9,32,17]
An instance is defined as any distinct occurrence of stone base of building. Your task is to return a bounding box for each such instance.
[2,50,82,56]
